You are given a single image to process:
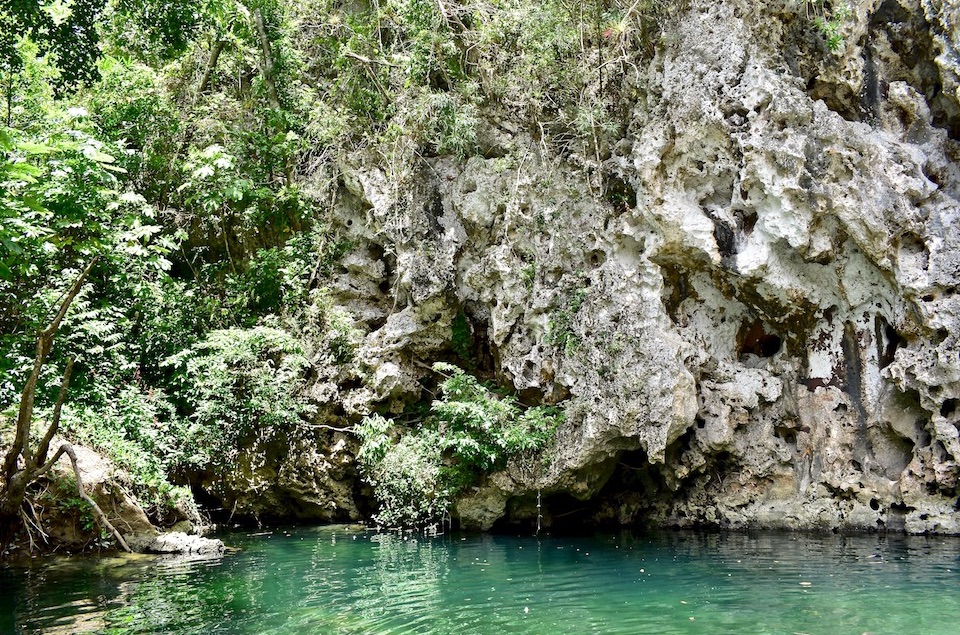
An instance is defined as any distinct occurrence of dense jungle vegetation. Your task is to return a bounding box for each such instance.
[0,0,847,546]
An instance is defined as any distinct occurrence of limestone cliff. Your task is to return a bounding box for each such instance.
[220,0,960,534]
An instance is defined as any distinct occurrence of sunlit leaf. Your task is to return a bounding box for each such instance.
[194,165,215,179]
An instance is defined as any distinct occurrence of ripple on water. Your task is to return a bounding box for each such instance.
[3,529,960,634]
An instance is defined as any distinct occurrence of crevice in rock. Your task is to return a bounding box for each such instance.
[710,213,738,264]
[492,449,665,533]
[660,266,695,326]
[603,174,636,212]
[774,423,800,446]
[841,321,872,468]
[588,249,607,268]
[869,0,960,140]
[446,309,498,381]
[874,314,904,369]
[861,34,882,121]
[373,242,397,300]
[189,485,235,525]
[738,210,758,236]
[796,0,960,137]
[424,190,445,235]
[841,321,867,418]
[738,318,783,359]
[807,76,863,123]
[941,398,957,419]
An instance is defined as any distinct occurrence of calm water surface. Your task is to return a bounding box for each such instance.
[2,527,960,634]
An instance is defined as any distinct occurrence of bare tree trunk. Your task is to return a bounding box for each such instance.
[3,443,133,553]
[33,358,73,469]
[197,39,225,96]
[0,259,133,554]
[3,259,95,486]
[60,444,132,553]
[253,8,281,110]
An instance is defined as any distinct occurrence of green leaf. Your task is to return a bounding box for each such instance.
[17,141,54,155]
[82,146,117,163]
[194,165,215,179]
[6,163,44,180]
[1,238,23,255]
[22,196,48,213]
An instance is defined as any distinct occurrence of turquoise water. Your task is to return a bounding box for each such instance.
[3,527,960,634]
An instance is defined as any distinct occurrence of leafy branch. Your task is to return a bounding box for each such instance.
[357,362,564,529]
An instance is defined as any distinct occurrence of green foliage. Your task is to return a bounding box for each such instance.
[357,414,449,529]
[522,262,536,291]
[224,223,352,320]
[547,285,588,354]
[450,311,473,362]
[40,474,98,534]
[297,289,362,365]
[177,144,252,217]
[1,0,364,536]
[59,386,194,516]
[420,88,479,158]
[357,363,564,528]
[0,0,106,92]
[1,106,177,408]
[229,246,288,316]
[135,277,213,383]
[293,0,482,155]
[0,117,172,281]
[162,326,313,470]
[0,38,59,131]
[113,0,203,61]
[85,57,181,198]
[807,0,851,52]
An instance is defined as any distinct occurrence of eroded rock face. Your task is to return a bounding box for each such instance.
[198,426,362,524]
[244,0,960,533]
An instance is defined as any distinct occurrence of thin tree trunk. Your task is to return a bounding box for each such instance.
[0,261,113,554]
[253,8,281,110]
[197,39,225,96]
[3,259,96,486]
[34,358,74,469]
[60,444,132,553]
[5,443,133,553]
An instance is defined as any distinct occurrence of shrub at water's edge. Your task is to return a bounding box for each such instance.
[358,363,563,530]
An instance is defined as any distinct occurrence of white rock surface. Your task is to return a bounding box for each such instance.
[231,0,960,534]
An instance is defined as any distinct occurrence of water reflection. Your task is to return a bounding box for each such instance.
[3,529,960,634]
